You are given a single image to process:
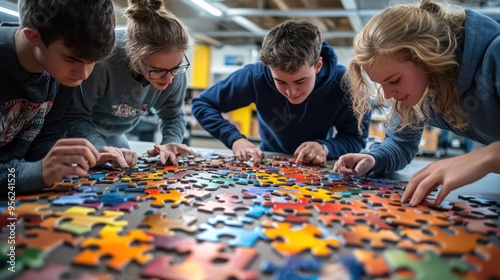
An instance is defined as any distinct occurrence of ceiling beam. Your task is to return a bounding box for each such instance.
[203,31,357,38]
[225,7,500,17]
[340,0,363,33]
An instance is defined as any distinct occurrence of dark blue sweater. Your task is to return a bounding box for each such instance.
[192,42,370,158]
[0,26,65,197]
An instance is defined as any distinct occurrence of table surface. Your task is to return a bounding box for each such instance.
[2,140,498,279]
[132,140,500,203]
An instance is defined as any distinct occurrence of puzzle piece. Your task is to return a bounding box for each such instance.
[207,215,254,227]
[261,256,322,280]
[338,224,400,248]
[377,204,450,227]
[262,220,341,256]
[51,192,98,206]
[318,212,393,230]
[383,249,469,280]
[53,206,127,235]
[141,240,258,280]
[73,227,153,270]
[314,200,372,215]
[274,185,341,202]
[16,218,83,253]
[262,198,313,216]
[141,189,193,207]
[197,223,265,247]
[462,243,500,279]
[448,215,500,235]
[451,201,499,219]
[16,263,113,280]
[196,200,252,215]
[0,243,45,278]
[352,249,390,277]
[15,191,64,202]
[138,212,197,236]
[399,225,488,254]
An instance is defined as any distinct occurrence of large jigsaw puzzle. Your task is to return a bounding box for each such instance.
[1,152,499,279]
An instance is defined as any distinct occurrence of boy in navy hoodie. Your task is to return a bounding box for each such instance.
[0,0,116,196]
[192,20,370,165]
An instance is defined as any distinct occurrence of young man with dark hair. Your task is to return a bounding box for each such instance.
[192,20,370,166]
[0,0,117,196]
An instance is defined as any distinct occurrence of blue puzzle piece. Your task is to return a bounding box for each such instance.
[51,192,98,206]
[88,172,108,180]
[261,256,322,280]
[197,223,266,247]
[76,185,109,194]
[246,204,273,218]
[97,192,140,205]
[333,253,364,280]
[207,215,254,227]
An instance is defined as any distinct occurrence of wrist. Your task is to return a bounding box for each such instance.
[232,135,247,147]
[321,144,329,156]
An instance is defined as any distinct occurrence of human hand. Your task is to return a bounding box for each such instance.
[98,146,138,168]
[402,145,500,206]
[333,153,376,179]
[232,138,264,166]
[147,143,198,165]
[294,141,327,165]
[42,138,100,186]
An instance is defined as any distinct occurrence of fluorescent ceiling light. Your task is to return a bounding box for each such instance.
[190,0,222,17]
[0,7,19,17]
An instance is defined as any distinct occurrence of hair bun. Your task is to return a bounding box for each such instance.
[126,0,163,20]
[128,0,163,11]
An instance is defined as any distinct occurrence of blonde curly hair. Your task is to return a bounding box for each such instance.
[343,0,468,133]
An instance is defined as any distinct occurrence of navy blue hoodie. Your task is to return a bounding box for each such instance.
[192,42,370,158]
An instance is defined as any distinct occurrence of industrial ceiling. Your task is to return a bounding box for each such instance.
[1,0,500,47]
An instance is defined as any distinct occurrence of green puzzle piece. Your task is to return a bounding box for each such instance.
[0,243,45,278]
[384,249,469,280]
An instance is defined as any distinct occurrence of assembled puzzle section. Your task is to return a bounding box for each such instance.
[1,153,499,279]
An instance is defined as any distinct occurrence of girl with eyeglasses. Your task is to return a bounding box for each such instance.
[63,0,197,167]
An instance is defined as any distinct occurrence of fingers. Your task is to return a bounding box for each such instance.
[295,149,306,166]
[251,150,264,166]
[147,148,158,157]
[405,172,441,206]
[51,139,99,167]
[98,146,133,168]
[179,146,198,157]
[233,146,263,165]
[164,151,178,166]
[402,165,431,203]
[43,138,101,186]
[434,184,452,206]
[55,138,100,159]
[236,149,250,162]
[120,148,138,167]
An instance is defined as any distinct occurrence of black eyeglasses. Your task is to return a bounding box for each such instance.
[140,54,190,80]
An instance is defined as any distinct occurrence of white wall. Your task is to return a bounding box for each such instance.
[210,45,260,84]
[209,44,355,85]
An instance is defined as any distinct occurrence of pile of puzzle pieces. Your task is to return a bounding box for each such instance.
[1,153,499,279]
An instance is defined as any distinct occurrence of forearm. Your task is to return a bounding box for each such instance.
[324,110,370,159]
[368,127,422,174]
[318,136,364,159]
[192,97,243,148]
[0,160,46,199]
[160,114,186,144]
[482,141,500,174]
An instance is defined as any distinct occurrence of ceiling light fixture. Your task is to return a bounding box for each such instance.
[190,0,222,17]
[0,7,19,17]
